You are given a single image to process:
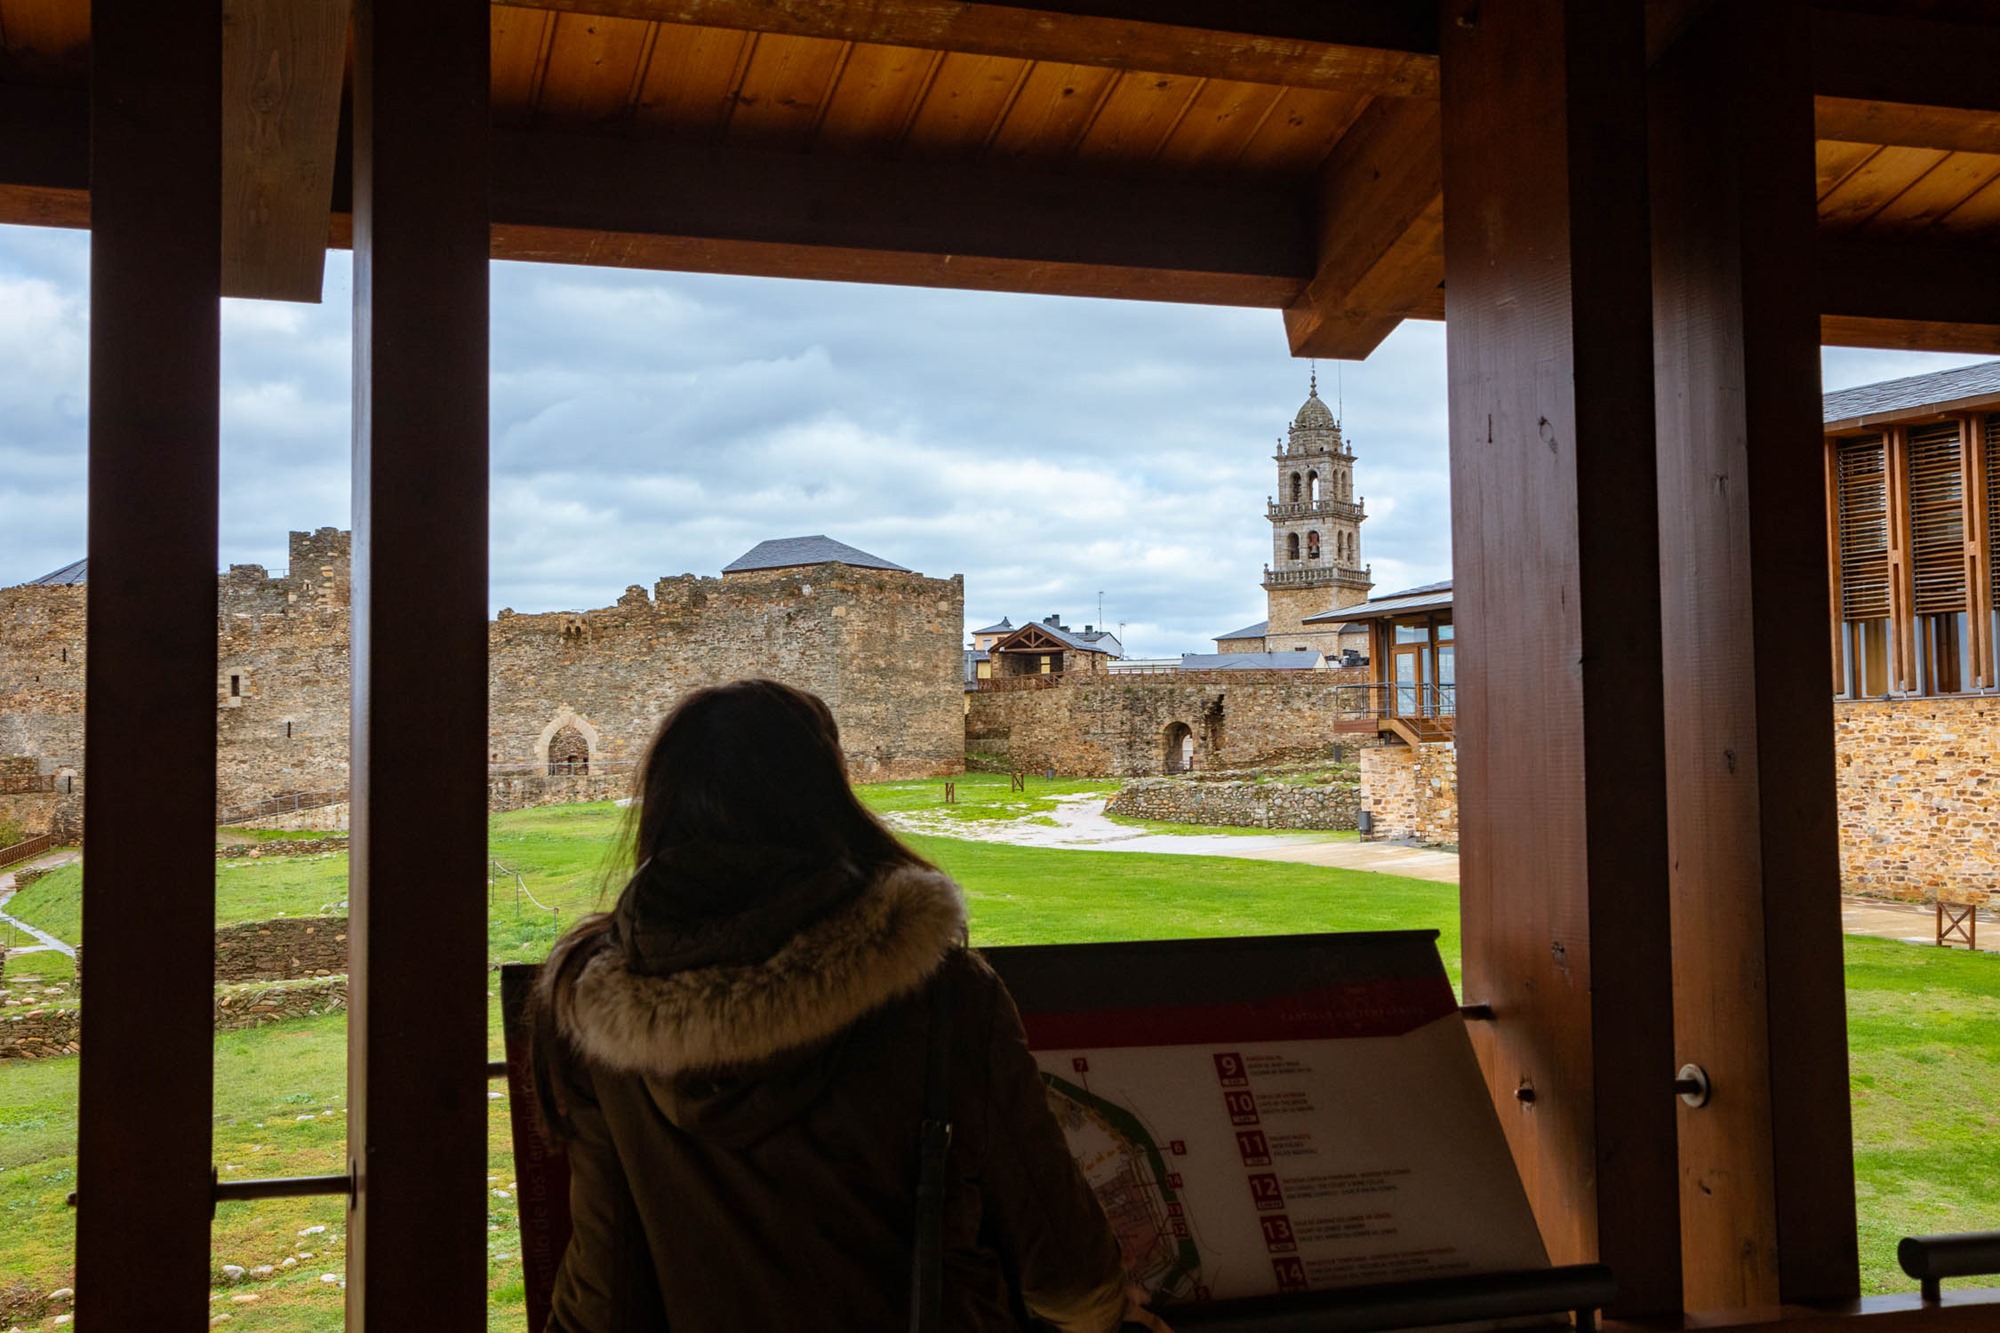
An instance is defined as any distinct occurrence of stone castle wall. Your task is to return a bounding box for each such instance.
[1106,776,1358,830]
[0,530,966,826]
[212,916,348,983]
[1358,741,1459,846]
[965,668,1368,777]
[1834,696,2000,901]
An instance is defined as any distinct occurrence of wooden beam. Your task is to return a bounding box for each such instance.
[1439,0,1680,1315]
[497,0,1440,97]
[487,127,1315,305]
[74,0,221,1328]
[1651,2,1858,1309]
[0,84,88,228]
[1283,96,1442,361]
[347,0,490,1325]
[1813,8,2000,152]
[1819,237,2000,354]
[221,0,352,302]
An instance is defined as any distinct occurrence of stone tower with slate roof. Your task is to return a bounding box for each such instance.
[1261,373,1372,653]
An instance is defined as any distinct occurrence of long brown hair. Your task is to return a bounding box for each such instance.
[531,679,929,1134]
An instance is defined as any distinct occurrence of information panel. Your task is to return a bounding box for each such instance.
[983,932,1547,1307]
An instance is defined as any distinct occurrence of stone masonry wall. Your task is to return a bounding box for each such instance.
[212,916,348,982]
[1,530,967,826]
[1835,696,2000,900]
[1358,741,1458,846]
[964,668,1368,777]
[2,978,349,1059]
[1106,777,1358,830]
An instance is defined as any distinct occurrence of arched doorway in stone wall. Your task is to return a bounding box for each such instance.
[547,724,590,774]
[1163,721,1194,774]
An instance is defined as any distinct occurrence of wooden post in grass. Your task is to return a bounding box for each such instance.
[1011,772,1026,792]
[944,782,957,804]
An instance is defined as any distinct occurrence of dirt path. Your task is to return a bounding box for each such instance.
[888,795,1461,883]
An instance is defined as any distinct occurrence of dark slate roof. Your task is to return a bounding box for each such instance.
[1305,579,1453,623]
[722,535,910,574]
[1822,359,2000,426]
[993,618,1113,655]
[1180,651,1325,671]
[21,558,87,586]
[1215,619,1269,641]
[971,617,1014,635]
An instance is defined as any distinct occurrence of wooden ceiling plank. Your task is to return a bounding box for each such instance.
[1233,84,1365,179]
[902,50,1036,160]
[491,6,558,128]
[1074,67,1204,164]
[1932,172,2000,238]
[814,41,938,151]
[630,23,752,138]
[490,0,1440,98]
[725,30,849,151]
[1816,145,1950,232]
[536,11,654,127]
[1816,140,1880,201]
[1282,96,1441,359]
[220,0,351,302]
[982,61,1118,165]
[1858,150,2000,235]
[1151,78,1291,176]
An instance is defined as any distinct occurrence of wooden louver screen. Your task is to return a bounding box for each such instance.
[1988,414,2000,611]
[1907,421,1967,616]
[1835,434,1891,620]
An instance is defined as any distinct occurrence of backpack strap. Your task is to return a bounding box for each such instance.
[910,957,956,1333]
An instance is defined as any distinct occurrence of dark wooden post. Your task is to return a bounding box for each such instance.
[346,1,490,1326]
[1650,3,1860,1309]
[74,1,222,1326]
[1438,0,1681,1314]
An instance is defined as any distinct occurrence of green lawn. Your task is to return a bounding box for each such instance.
[2,794,1997,1326]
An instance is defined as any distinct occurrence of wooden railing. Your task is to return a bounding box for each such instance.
[0,834,56,870]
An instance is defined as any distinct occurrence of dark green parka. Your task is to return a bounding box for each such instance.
[541,862,1127,1332]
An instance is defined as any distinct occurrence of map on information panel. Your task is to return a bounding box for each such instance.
[983,932,1549,1308]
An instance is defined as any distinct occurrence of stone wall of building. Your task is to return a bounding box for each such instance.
[1106,777,1358,830]
[1358,741,1458,846]
[1834,697,2000,900]
[964,668,1369,777]
[0,530,967,825]
[0,977,350,1059]
[213,916,348,983]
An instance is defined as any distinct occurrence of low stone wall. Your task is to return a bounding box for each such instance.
[213,916,348,982]
[1,977,349,1058]
[1358,742,1458,846]
[216,836,349,860]
[1106,778,1358,830]
[237,802,349,832]
[488,770,632,812]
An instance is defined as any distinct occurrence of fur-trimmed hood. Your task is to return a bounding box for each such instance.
[561,863,967,1078]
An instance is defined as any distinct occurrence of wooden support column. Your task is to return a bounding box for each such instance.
[74,1,221,1327]
[347,2,490,1327]
[1651,2,1859,1309]
[1438,0,1680,1315]
[1957,417,1994,690]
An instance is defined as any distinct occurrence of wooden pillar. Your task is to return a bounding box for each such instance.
[346,2,490,1327]
[1959,416,1995,689]
[74,1,222,1326]
[1650,3,1860,1309]
[1438,0,1681,1314]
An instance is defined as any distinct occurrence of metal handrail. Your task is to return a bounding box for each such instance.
[1900,1231,2000,1302]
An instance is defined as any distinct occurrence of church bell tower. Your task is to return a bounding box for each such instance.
[1261,371,1371,652]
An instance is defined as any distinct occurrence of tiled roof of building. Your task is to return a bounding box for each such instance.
[21,558,87,586]
[993,617,1114,655]
[1180,651,1325,670]
[1822,359,2000,427]
[971,617,1014,635]
[1305,579,1452,623]
[1215,619,1269,641]
[722,535,910,575]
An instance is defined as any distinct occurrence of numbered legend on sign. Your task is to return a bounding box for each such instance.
[1260,1215,1297,1255]
[1224,1090,1260,1125]
[1213,1052,1248,1088]
[1247,1172,1285,1212]
[1272,1256,1308,1291]
[1235,1130,1272,1166]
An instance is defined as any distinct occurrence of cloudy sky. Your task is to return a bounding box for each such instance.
[1,222,1992,658]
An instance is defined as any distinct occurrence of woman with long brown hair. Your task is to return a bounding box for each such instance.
[531,678,1166,1331]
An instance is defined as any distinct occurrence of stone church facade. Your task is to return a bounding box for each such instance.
[0,528,964,832]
